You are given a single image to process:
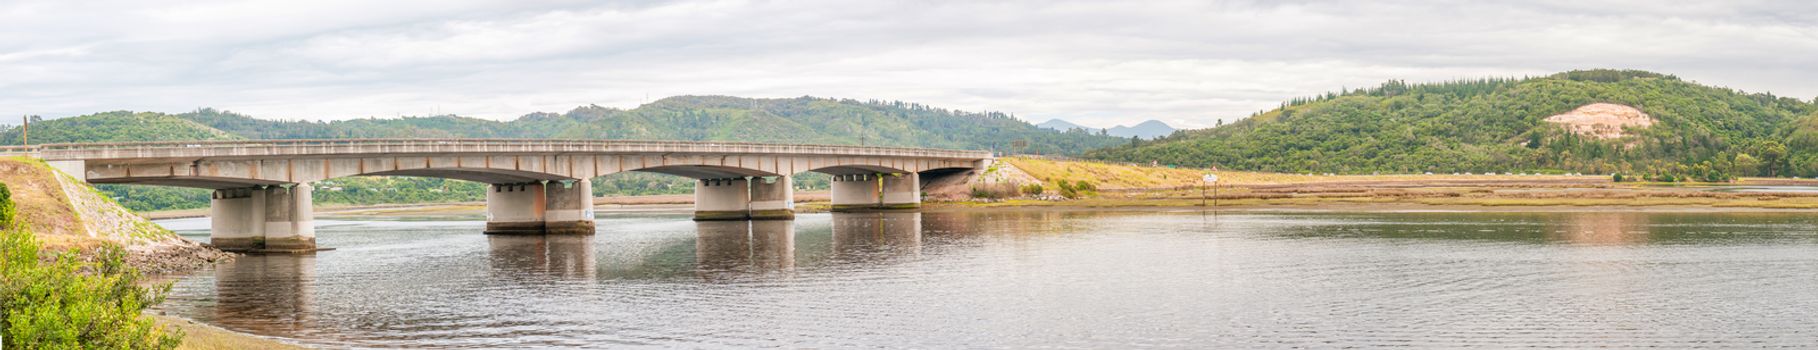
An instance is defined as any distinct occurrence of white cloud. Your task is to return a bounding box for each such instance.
[0,0,1814,129]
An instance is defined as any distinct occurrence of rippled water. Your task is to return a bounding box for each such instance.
[157,210,1818,348]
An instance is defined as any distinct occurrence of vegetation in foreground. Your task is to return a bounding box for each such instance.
[0,183,182,349]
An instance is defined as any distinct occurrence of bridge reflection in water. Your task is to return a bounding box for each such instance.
[487,234,597,279]
[197,212,938,337]
[210,254,314,335]
[831,212,924,260]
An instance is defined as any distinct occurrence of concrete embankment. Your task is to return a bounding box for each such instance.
[0,157,233,274]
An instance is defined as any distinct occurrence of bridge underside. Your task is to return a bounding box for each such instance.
[72,154,986,253]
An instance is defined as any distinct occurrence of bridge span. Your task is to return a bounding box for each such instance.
[12,139,992,252]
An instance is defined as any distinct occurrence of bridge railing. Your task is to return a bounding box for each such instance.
[29,138,995,160]
[0,145,38,157]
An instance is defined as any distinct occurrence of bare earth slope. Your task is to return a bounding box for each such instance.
[1,157,231,273]
[1542,103,1655,139]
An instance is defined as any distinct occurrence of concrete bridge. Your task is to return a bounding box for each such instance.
[12,139,991,252]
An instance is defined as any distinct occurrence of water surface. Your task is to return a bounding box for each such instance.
[158,210,1818,348]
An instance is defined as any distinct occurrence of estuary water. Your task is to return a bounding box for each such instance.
[156,210,1818,348]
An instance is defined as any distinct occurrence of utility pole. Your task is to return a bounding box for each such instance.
[21,115,28,146]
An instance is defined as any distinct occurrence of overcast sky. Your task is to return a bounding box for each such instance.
[2,0,1815,129]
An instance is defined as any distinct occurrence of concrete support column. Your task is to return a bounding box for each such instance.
[880,172,921,210]
[209,187,260,251]
[542,180,596,235]
[209,184,316,252]
[694,178,751,221]
[748,175,794,220]
[830,174,880,212]
[486,182,547,234]
[262,184,315,251]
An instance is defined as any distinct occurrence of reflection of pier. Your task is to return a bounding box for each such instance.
[212,255,314,334]
[487,235,597,278]
[832,212,923,259]
[695,220,797,279]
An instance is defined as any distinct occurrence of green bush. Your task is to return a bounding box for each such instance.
[1019,183,1044,196]
[969,183,1018,200]
[1055,180,1079,199]
[0,228,182,349]
[0,183,14,229]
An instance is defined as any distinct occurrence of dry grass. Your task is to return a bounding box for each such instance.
[155,315,309,350]
[942,160,1818,211]
[1000,156,1604,189]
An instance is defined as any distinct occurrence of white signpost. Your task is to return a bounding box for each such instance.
[1201,174,1219,208]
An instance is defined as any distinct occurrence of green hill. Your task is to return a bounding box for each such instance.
[1089,70,1818,180]
[0,111,240,144]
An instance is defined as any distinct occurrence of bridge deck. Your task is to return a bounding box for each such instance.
[10,139,993,161]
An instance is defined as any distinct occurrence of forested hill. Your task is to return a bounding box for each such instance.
[3,96,1124,155]
[1089,70,1818,180]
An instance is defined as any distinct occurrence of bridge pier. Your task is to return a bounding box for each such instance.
[880,172,921,210]
[749,176,795,220]
[694,178,750,221]
[692,176,795,221]
[210,184,316,252]
[831,173,920,211]
[485,181,596,235]
[544,180,596,235]
[830,174,881,212]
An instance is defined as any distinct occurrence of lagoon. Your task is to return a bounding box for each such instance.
[156,210,1818,348]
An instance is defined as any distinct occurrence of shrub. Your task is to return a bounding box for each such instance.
[1055,180,1079,199]
[0,228,182,349]
[1019,183,1044,196]
[1611,173,1624,183]
[969,183,1018,200]
[0,183,14,229]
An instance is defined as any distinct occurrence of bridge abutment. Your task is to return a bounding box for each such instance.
[210,184,316,252]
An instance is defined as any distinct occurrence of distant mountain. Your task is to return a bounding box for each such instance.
[1107,120,1176,139]
[2,96,1127,156]
[1037,118,1176,139]
[1037,119,1093,132]
[1089,69,1818,180]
